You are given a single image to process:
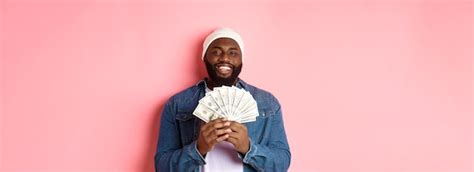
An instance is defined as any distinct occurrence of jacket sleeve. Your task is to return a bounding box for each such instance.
[241,104,291,171]
[154,100,206,172]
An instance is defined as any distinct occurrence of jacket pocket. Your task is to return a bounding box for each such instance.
[176,113,195,121]
[255,109,275,144]
[175,113,197,147]
[258,109,275,119]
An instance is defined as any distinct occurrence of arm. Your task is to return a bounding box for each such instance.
[241,106,291,171]
[154,100,206,172]
[226,103,291,171]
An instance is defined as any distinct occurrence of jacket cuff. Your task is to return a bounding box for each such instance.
[188,141,206,165]
[239,138,257,164]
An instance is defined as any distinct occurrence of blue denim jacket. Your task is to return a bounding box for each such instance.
[154,78,291,172]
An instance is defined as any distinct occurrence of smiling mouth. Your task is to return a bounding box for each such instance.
[216,64,233,76]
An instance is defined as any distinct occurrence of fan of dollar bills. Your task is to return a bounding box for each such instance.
[193,86,259,123]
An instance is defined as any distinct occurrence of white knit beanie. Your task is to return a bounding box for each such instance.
[202,28,244,61]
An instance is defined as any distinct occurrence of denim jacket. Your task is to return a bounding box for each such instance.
[154,78,291,172]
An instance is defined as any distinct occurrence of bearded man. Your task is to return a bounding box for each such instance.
[155,28,291,172]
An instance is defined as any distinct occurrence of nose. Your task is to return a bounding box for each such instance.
[218,52,231,63]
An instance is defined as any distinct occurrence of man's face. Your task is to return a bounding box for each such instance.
[204,38,243,86]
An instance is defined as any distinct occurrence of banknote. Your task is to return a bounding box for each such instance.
[192,86,259,123]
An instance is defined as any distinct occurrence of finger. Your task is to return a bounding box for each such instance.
[201,125,213,138]
[204,131,218,143]
[227,131,241,140]
[213,128,232,136]
[205,131,223,145]
[228,122,247,133]
[201,118,225,133]
[201,118,227,131]
[215,134,229,142]
[226,137,238,146]
[203,122,231,137]
[211,120,231,130]
[203,119,231,135]
[209,117,227,124]
[203,127,231,142]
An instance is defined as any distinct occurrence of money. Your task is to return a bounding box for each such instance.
[192,86,259,123]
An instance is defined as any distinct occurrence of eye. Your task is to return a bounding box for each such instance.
[229,50,240,57]
[210,50,222,56]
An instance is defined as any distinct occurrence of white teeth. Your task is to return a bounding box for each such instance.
[219,66,231,70]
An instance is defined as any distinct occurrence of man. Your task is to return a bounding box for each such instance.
[155,28,291,172]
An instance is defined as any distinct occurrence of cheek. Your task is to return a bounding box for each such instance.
[205,56,218,64]
[232,58,242,65]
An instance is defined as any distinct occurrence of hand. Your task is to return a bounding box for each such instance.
[226,121,250,154]
[196,118,232,156]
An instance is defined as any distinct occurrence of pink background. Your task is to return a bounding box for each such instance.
[0,0,472,171]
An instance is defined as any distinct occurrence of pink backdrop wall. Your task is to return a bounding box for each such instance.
[0,0,472,171]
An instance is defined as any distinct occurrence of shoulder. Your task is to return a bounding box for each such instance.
[244,82,281,110]
[164,84,202,113]
[170,85,200,102]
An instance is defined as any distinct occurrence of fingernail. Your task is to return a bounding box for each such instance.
[226,129,232,133]
[224,122,231,126]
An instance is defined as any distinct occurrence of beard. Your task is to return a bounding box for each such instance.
[204,59,242,87]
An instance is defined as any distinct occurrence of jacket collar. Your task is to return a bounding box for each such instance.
[195,78,248,90]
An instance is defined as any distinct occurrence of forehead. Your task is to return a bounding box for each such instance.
[208,38,240,50]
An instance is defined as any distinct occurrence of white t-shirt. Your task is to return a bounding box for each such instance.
[201,87,244,172]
